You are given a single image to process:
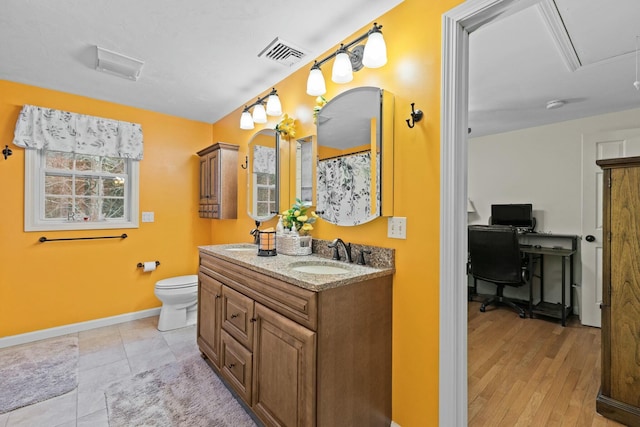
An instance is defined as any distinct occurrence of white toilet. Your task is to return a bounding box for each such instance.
[154,274,198,331]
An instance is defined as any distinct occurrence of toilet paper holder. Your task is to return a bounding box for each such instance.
[137,261,160,268]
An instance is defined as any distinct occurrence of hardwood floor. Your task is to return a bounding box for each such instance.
[468,301,625,426]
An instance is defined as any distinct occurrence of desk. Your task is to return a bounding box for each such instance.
[520,245,576,326]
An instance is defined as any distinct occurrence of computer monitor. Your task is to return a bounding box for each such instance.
[491,204,534,229]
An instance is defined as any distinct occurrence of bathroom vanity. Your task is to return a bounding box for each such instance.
[197,244,393,427]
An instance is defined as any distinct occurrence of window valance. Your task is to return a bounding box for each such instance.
[13,104,143,160]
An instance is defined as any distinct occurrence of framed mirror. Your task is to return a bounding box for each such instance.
[295,135,315,206]
[247,129,280,221]
[316,86,394,226]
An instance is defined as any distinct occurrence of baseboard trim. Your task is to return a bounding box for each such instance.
[0,308,162,349]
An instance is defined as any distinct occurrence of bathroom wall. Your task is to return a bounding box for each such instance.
[209,1,463,425]
[0,79,213,337]
[0,0,463,424]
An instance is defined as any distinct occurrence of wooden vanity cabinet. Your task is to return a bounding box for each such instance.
[596,156,640,426]
[197,272,222,368]
[197,142,238,219]
[197,250,392,427]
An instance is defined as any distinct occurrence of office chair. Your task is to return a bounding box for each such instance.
[468,224,529,318]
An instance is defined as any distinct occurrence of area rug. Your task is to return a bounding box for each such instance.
[105,355,257,427]
[0,335,79,414]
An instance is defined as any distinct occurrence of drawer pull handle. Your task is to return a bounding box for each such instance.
[231,313,239,319]
[228,363,235,369]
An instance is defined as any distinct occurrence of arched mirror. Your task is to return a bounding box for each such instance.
[295,135,315,206]
[316,86,394,226]
[247,129,280,221]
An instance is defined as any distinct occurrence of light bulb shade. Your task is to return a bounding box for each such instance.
[252,103,267,123]
[266,94,282,116]
[240,111,254,130]
[362,31,387,68]
[332,51,353,84]
[306,67,326,96]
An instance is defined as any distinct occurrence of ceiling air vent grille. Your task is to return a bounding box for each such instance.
[258,38,307,67]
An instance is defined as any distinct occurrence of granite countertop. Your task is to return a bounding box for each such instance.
[198,243,395,292]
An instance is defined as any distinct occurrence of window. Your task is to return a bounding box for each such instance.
[25,149,139,231]
[253,172,276,218]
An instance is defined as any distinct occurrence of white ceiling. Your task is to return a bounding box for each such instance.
[469,0,640,137]
[0,0,403,124]
[2,0,639,135]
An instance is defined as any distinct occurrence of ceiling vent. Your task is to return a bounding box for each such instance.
[95,46,144,81]
[258,38,308,67]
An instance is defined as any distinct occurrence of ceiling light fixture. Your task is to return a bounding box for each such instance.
[306,23,387,96]
[95,46,144,81]
[240,88,282,130]
[546,99,566,110]
[634,35,640,90]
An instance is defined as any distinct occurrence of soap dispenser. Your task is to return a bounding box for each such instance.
[276,215,284,236]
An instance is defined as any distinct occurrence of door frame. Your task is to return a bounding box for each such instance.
[439,0,540,425]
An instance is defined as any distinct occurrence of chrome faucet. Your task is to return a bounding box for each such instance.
[328,238,353,263]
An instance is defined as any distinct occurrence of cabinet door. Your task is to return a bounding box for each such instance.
[208,149,220,205]
[197,273,222,368]
[609,166,640,407]
[199,154,210,205]
[252,303,316,427]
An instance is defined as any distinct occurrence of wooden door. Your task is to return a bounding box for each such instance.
[252,303,316,427]
[608,166,640,406]
[197,273,222,368]
[582,128,640,326]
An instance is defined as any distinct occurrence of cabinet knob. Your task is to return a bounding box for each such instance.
[228,363,235,369]
[215,294,221,299]
[231,313,239,319]
[250,318,257,323]
[585,235,596,242]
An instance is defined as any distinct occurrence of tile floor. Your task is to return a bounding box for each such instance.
[0,316,200,427]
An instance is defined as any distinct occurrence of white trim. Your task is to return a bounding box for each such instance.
[440,1,530,426]
[24,149,140,231]
[537,0,581,72]
[0,307,160,349]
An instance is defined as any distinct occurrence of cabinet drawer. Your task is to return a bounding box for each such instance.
[200,253,318,330]
[222,285,254,350]
[220,330,252,403]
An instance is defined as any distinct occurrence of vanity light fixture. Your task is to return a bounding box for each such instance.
[240,88,283,130]
[306,23,387,96]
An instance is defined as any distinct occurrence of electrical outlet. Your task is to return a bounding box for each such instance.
[387,217,407,239]
[142,211,155,223]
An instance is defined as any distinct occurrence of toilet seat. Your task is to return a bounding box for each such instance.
[155,274,198,290]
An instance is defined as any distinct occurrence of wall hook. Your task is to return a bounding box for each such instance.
[241,155,248,169]
[2,145,12,160]
[406,103,423,128]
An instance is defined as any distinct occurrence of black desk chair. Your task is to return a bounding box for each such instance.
[468,225,529,318]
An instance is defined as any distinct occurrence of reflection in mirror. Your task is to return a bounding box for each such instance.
[295,135,315,206]
[316,86,393,226]
[247,129,279,221]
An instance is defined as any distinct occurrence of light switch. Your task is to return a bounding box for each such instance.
[142,211,155,223]
[387,217,407,239]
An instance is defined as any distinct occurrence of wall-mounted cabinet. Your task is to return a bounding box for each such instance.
[197,142,239,219]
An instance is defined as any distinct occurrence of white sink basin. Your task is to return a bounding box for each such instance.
[290,263,350,275]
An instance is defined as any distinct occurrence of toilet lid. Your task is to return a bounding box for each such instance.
[156,274,198,289]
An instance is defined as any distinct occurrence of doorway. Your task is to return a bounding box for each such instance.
[439,0,540,425]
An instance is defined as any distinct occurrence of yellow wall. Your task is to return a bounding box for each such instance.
[0,80,213,336]
[1,0,464,424]
[209,1,464,425]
